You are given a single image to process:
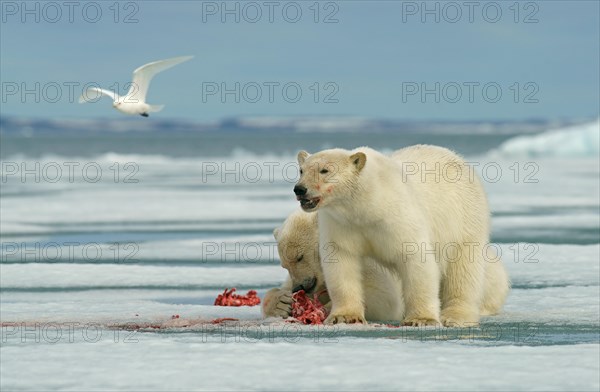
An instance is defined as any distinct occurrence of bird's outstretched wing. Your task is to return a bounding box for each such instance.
[126,56,194,102]
[78,87,120,103]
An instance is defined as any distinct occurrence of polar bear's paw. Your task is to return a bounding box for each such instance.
[441,307,480,328]
[262,288,293,318]
[402,317,440,327]
[325,311,367,325]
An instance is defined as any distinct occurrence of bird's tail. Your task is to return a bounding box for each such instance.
[148,104,165,113]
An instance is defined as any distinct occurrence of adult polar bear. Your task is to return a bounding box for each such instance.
[293,145,509,326]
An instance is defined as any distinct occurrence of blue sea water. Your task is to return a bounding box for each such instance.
[1,120,599,390]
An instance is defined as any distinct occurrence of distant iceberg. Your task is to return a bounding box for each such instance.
[493,120,599,158]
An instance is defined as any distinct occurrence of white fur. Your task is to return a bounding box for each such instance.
[263,210,404,322]
[295,145,510,326]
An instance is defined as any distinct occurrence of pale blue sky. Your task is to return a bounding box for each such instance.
[1,0,598,121]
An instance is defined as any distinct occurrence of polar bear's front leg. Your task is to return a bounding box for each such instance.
[321,248,366,324]
[262,277,293,318]
[399,245,441,326]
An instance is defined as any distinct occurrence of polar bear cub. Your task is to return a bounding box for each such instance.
[293,145,509,326]
[263,209,404,322]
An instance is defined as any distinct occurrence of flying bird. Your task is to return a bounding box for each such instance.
[78,56,193,117]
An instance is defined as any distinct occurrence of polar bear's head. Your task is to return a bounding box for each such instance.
[294,148,367,212]
[273,210,325,295]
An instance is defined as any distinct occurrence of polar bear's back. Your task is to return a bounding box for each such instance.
[391,144,490,244]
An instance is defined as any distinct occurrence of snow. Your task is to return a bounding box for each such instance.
[1,336,598,391]
[492,120,600,158]
[0,264,287,290]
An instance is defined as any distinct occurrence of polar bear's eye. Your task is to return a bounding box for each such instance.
[299,169,303,175]
[320,169,329,174]
[296,255,304,262]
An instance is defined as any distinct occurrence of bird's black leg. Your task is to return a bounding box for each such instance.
[140,113,149,117]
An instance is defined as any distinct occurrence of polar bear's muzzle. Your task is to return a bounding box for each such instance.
[294,184,321,211]
[292,277,317,294]
[298,196,321,211]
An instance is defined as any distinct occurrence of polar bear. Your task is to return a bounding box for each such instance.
[293,145,509,326]
[262,209,404,322]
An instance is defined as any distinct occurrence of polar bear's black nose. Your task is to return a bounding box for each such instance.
[294,185,307,196]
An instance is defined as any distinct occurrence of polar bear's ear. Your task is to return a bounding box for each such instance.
[297,150,310,164]
[273,227,280,240]
[350,152,367,171]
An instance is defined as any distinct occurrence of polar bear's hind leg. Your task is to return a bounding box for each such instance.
[440,242,485,327]
[480,257,510,316]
